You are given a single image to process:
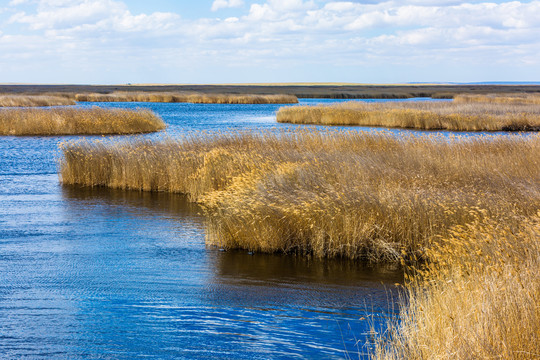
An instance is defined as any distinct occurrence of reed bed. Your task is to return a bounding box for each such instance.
[0,107,165,136]
[454,93,540,105]
[277,101,540,131]
[59,129,540,261]
[373,213,540,359]
[0,94,76,107]
[75,92,298,104]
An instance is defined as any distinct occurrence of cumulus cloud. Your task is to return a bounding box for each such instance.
[2,0,540,82]
[211,0,244,11]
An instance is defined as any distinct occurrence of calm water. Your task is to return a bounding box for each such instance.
[1,98,455,359]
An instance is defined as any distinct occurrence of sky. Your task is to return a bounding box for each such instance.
[0,0,539,84]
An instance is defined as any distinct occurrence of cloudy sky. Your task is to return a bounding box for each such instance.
[0,0,539,84]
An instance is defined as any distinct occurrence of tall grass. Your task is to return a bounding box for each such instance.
[454,93,540,105]
[0,107,165,136]
[277,101,540,131]
[0,94,76,107]
[75,92,298,104]
[373,213,540,359]
[59,129,540,261]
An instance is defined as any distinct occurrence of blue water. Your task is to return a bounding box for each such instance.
[2,97,509,359]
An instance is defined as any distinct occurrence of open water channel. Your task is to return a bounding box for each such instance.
[1,99,454,359]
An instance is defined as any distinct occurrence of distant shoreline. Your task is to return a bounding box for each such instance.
[1,83,540,99]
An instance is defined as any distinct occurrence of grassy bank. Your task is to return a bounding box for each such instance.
[277,101,540,131]
[373,213,540,359]
[0,107,165,136]
[59,129,540,261]
[75,92,299,104]
[454,93,540,105]
[0,94,76,107]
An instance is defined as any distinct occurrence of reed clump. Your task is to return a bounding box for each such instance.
[75,92,298,104]
[277,101,540,131]
[0,107,165,136]
[0,94,76,107]
[59,129,540,261]
[454,93,540,105]
[373,212,540,359]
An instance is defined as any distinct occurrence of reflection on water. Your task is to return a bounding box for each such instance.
[214,250,402,287]
[62,185,204,221]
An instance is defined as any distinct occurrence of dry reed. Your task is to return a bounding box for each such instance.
[373,212,540,359]
[277,101,540,131]
[59,129,540,261]
[0,107,165,136]
[0,94,76,107]
[75,92,299,104]
[454,93,540,105]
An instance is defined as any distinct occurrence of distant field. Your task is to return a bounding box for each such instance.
[2,84,540,99]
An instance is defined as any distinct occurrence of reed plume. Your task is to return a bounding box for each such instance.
[373,213,540,359]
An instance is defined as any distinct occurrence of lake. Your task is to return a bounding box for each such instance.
[0,98,468,359]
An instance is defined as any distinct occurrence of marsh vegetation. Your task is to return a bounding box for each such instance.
[454,92,540,105]
[59,129,540,261]
[74,92,299,104]
[0,94,76,107]
[0,107,165,136]
[374,213,540,359]
[277,101,540,131]
[3,83,539,100]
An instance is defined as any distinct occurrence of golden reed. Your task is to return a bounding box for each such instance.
[59,129,540,261]
[0,107,165,136]
[454,92,540,105]
[277,101,540,131]
[75,92,299,104]
[0,94,76,107]
[373,212,540,360]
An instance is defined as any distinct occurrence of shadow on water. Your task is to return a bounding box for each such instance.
[214,250,403,287]
[61,185,404,290]
[61,185,204,221]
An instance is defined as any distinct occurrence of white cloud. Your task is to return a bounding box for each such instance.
[2,0,540,83]
[211,0,244,11]
[8,0,28,5]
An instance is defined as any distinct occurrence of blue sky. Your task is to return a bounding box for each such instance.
[0,0,539,84]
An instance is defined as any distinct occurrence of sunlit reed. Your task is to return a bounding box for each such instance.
[0,94,76,107]
[277,101,540,131]
[0,107,165,136]
[59,129,540,261]
[373,212,540,359]
[454,92,540,105]
[75,92,299,104]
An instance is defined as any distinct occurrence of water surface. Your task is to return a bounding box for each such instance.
[2,98,488,359]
